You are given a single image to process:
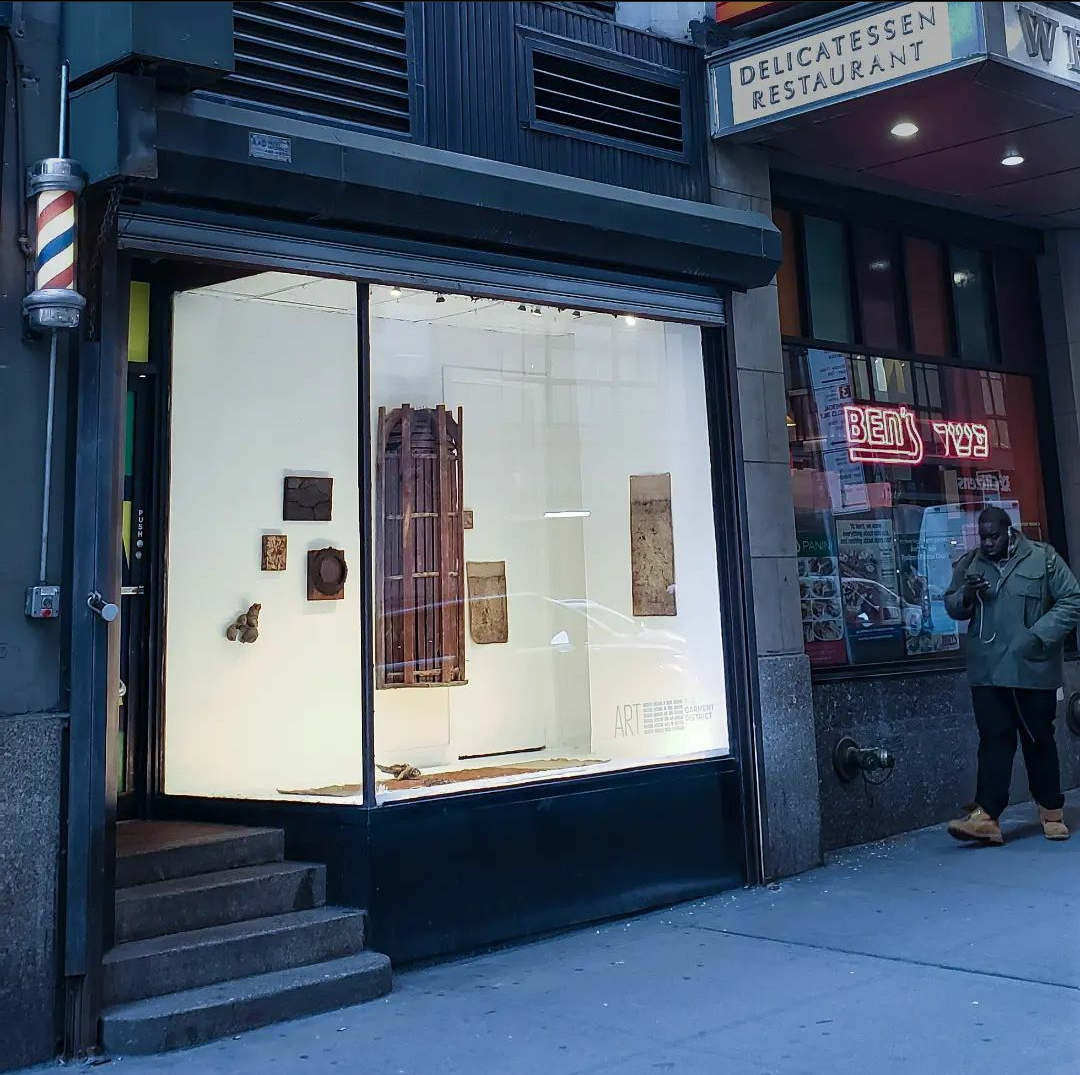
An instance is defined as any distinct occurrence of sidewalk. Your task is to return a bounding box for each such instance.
[29,794,1080,1075]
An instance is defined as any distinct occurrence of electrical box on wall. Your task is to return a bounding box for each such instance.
[25,585,60,620]
[62,1,234,91]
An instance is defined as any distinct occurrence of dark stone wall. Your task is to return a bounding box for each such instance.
[0,715,65,1069]
[814,663,1080,852]
[0,5,67,1070]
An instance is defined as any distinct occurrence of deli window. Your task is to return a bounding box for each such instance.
[785,346,1048,669]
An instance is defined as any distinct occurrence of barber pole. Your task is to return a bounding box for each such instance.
[23,63,86,331]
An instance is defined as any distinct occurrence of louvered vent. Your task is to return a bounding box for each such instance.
[225,1,411,134]
[531,50,684,155]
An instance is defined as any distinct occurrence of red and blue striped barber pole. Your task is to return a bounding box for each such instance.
[35,187,77,291]
[23,158,86,331]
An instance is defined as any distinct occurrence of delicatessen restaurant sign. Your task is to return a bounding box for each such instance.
[712,1,965,133]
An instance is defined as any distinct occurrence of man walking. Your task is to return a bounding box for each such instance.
[944,506,1080,845]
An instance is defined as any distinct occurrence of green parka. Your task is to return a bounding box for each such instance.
[944,533,1080,690]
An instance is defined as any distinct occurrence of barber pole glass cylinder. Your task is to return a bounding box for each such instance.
[23,158,86,331]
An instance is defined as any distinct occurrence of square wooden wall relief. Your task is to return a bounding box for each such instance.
[283,476,333,521]
[467,561,508,644]
[261,535,287,571]
[629,473,676,616]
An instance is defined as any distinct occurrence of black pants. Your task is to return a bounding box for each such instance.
[972,686,1065,820]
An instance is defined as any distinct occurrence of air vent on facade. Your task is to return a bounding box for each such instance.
[531,49,684,155]
[548,2,618,17]
[225,1,411,135]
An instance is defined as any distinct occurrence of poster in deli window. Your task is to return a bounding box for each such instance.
[785,347,1048,669]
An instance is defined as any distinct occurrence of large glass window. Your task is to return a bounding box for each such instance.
[786,345,1048,669]
[368,287,730,800]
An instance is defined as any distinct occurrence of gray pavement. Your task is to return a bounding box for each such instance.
[28,793,1080,1075]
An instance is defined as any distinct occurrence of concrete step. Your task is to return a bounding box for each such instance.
[104,907,368,1006]
[115,861,326,943]
[116,822,284,888]
[101,951,393,1055]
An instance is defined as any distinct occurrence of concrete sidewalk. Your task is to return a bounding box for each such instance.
[28,794,1080,1075]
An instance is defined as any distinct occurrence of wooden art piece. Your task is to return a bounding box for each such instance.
[261,534,287,571]
[307,547,348,601]
[463,510,474,530]
[467,561,508,644]
[629,473,677,617]
[283,476,333,521]
[375,404,466,687]
[226,603,261,643]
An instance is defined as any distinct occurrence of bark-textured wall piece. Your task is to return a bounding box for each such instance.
[630,473,677,617]
[283,476,333,521]
[308,547,348,601]
[261,534,287,571]
[467,561,508,644]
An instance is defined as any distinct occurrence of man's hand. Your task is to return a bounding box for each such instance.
[962,572,990,608]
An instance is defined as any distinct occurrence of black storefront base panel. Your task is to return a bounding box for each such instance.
[153,757,745,964]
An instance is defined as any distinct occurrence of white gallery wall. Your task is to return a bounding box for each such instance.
[165,277,364,798]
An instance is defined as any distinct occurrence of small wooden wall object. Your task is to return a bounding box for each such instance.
[463,510,474,530]
[308,547,348,601]
[375,404,466,687]
[283,476,333,521]
[261,535,287,571]
[629,473,677,616]
[467,561,508,644]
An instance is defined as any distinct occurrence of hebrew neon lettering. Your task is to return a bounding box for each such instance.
[931,420,990,459]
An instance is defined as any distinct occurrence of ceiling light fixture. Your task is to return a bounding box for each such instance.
[389,286,403,298]
[623,315,638,327]
[544,510,591,519]
[1001,153,1024,167]
[435,294,446,304]
[890,121,919,138]
[530,306,543,317]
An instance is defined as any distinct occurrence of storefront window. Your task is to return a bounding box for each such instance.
[786,345,1048,669]
[368,287,730,799]
[804,215,855,344]
[163,273,365,800]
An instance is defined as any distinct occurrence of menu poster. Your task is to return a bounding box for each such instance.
[896,532,959,656]
[806,349,869,514]
[835,518,903,658]
[796,526,847,666]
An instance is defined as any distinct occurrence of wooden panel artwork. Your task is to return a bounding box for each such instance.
[283,476,333,521]
[376,405,466,687]
[467,561,508,644]
[629,473,677,617]
[261,535,287,571]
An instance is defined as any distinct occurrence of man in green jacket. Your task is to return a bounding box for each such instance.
[944,506,1080,845]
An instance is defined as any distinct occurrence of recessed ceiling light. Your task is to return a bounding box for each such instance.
[890,121,919,138]
[1001,153,1025,166]
[623,315,638,326]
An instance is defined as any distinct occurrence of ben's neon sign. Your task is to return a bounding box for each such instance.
[843,404,989,465]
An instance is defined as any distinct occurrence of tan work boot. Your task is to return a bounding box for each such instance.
[1039,807,1070,841]
[948,806,1004,845]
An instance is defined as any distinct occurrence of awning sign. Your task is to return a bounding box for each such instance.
[709,1,985,136]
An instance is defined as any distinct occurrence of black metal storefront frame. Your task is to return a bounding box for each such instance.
[63,127,779,1042]
[106,213,761,955]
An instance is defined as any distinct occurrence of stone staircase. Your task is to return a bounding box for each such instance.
[101,821,391,1054]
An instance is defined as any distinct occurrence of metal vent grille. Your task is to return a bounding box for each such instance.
[531,50,684,155]
[226,1,411,134]
[547,2,618,16]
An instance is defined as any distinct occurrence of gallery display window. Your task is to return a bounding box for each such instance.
[158,273,731,802]
[367,286,730,800]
